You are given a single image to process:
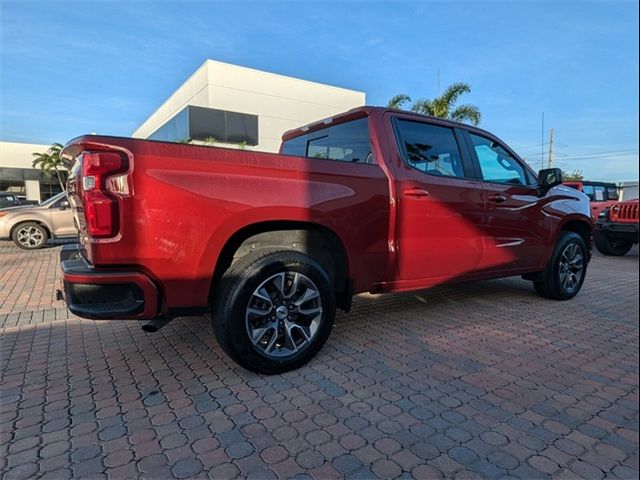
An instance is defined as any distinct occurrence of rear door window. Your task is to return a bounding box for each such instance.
[281,117,373,163]
[394,120,466,178]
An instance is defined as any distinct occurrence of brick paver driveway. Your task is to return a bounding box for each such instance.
[1,243,638,479]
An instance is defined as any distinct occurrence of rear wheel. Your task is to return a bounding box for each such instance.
[12,222,48,250]
[594,231,633,256]
[534,231,587,300]
[213,250,336,374]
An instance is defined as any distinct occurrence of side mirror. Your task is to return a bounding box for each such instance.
[59,200,70,210]
[537,168,563,194]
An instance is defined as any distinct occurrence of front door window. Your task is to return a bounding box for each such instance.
[469,134,530,186]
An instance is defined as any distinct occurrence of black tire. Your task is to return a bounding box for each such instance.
[533,231,588,300]
[12,222,49,250]
[213,250,336,374]
[594,230,633,256]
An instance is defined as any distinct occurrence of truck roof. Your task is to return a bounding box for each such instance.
[282,106,504,143]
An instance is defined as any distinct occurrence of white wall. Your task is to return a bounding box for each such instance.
[133,63,211,141]
[0,141,50,169]
[620,181,639,201]
[0,141,54,201]
[133,59,366,152]
[24,180,41,201]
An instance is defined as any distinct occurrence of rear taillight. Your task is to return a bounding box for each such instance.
[80,151,129,238]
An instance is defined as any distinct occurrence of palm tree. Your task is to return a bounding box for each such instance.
[562,169,584,181]
[389,82,481,126]
[32,142,66,191]
[387,94,412,110]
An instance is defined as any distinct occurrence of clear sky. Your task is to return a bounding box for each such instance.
[1,0,638,181]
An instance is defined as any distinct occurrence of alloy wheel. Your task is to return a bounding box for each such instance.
[16,226,44,248]
[559,242,584,293]
[245,271,323,359]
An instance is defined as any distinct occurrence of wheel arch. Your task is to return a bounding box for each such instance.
[209,220,352,311]
[558,218,593,260]
[10,219,52,240]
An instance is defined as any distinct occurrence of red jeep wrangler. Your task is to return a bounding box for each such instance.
[594,199,639,256]
[563,181,619,219]
[59,107,593,373]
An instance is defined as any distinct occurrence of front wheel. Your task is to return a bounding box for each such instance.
[213,250,336,374]
[594,231,633,256]
[534,231,588,300]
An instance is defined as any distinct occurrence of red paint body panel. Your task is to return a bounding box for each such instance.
[61,107,592,319]
[609,199,639,224]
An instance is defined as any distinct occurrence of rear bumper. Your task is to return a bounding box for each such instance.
[60,243,159,319]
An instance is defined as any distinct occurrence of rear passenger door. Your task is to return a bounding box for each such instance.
[464,131,547,272]
[391,118,486,284]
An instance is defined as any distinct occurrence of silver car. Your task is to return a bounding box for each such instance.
[0,192,77,249]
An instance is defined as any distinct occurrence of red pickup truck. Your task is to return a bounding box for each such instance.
[60,107,592,373]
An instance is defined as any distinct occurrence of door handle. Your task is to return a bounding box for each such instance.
[403,188,430,198]
[489,194,507,203]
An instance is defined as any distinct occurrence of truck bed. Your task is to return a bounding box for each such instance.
[62,136,391,311]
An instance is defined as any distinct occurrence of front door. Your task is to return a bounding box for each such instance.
[465,132,547,272]
[392,118,485,286]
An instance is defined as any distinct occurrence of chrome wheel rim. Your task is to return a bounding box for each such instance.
[245,271,322,359]
[559,243,584,293]
[16,226,44,248]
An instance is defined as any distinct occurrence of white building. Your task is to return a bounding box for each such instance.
[0,141,61,201]
[619,181,639,201]
[133,59,366,152]
[0,60,365,203]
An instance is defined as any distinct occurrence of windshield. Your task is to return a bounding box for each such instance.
[40,191,67,207]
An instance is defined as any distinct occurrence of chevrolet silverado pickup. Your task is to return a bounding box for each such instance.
[59,107,593,373]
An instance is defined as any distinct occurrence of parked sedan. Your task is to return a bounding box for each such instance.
[0,192,78,249]
[0,192,22,209]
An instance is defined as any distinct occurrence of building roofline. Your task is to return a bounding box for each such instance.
[133,59,366,137]
[204,59,364,95]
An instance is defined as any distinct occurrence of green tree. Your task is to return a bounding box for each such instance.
[563,169,584,181]
[389,82,481,126]
[387,94,412,110]
[32,142,66,191]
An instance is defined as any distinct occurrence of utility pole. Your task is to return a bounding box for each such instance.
[541,112,545,170]
[547,128,554,168]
